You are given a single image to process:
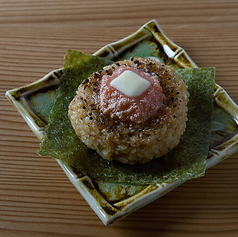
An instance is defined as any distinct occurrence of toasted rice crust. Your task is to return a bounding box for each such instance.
[68,57,189,165]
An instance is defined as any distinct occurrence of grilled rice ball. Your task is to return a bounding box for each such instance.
[68,57,189,165]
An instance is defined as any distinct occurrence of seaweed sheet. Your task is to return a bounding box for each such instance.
[39,50,215,185]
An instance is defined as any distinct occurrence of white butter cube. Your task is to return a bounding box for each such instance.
[110,70,151,97]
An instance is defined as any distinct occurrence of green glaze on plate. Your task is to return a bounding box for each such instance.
[29,87,58,124]
[6,20,238,225]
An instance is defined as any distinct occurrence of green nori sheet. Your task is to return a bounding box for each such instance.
[39,50,215,185]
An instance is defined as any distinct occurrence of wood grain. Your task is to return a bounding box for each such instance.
[1,0,238,236]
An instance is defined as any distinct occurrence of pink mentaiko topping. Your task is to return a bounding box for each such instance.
[99,67,165,124]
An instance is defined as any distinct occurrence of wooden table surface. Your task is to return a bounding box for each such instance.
[1,0,238,236]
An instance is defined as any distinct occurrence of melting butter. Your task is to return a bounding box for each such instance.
[110,70,151,97]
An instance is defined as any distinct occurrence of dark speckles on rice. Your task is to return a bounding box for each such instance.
[68,57,189,165]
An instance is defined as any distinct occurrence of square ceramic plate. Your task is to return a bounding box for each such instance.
[6,20,238,225]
